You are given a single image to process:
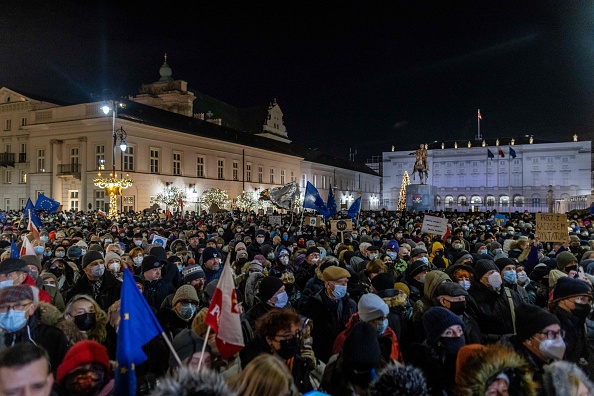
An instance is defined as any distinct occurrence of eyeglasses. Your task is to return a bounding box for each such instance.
[275,330,303,342]
[539,329,565,340]
[0,301,33,313]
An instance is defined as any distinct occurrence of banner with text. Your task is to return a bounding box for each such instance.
[535,213,568,243]
[421,215,448,236]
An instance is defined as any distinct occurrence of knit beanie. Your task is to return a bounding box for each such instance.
[173,285,200,306]
[552,276,592,302]
[386,239,399,252]
[56,340,110,383]
[182,264,205,283]
[258,276,284,302]
[556,251,578,270]
[474,259,499,281]
[66,245,82,258]
[141,255,162,273]
[515,303,560,342]
[394,282,410,296]
[169,329,211,369]
[248,260,264,273]
[422,306,464,343]
[234,242,246,252]
[149,246,169,264]
[408,259,429,278]
[342,321,381,371]
[454,251,473,265]
[260,244,273,257]
[358,293,389,322]
[20,255,41,271]
[548,269,567,288]
[81,251,104,268]
[305,246,320,257]
[371,272,395,292]
[494,257,516,272]
[104,251,121,264]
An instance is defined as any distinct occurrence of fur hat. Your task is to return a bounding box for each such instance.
[422,306,464,343]
[370,362,430,396]
[56,340,110,384]
[149,367,234,396]
[542,361,594,396]
[81,251,104,268]
[515,303,560,342]
[358,293,389,322]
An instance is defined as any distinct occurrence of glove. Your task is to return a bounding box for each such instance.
[300,345,317,370]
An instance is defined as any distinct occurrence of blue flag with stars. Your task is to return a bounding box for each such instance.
[0,212,5,224]
[509,146,517,159]
[10,240,18,259]
[34,193,60,213]
[303,181,330,217]
[326,184,338,217]
[347,196,361,218]
[115,269,164,395]
[487,149,494,159]
[23,199,43,228]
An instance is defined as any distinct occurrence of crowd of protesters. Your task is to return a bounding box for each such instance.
[1,207,594,395]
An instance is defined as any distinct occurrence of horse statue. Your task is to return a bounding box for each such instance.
[410,144,429,184]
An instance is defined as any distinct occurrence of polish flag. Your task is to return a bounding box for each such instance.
[20,235,36,256]
[498,148,505,158]
[205,256,244,359]
[27,210,40,240]
[478,110,482,120]
[442,225,452,243]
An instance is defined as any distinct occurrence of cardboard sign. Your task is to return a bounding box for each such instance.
[330,219,353,233]
[269,215,282,226]
[305,216,323,228]
[493,214,507,227]
[535,213,569,243]
[421,215,448,236]
[152,235,168,247]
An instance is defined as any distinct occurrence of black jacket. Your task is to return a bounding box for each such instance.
[67,270,122,311]
[143,278,176,312]
[466,282,523,338]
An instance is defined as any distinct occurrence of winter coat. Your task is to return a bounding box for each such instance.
[379,289,410,341]
[300,289,358,364]
[551,305,591,372]
[295,262,316,291]
[23,275,51,304]
[143,278,175,312]
[40,283,65,311]
[298,268,325,310]
[66,271,122,312]
[466,282,523,338]
[244,301,274,330]
[407,340,458,396]
[157,307,195,341]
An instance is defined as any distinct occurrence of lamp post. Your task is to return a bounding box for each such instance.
[93,99,134,218]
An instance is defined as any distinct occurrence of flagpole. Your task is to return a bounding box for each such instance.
[508,146,512,217]
[485,151,489,212]
[196,326,212,372]
[160,332,184,367]
[477,109,481,140]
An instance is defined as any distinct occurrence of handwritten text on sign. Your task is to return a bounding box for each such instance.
[421,215,448,236]
[535,213,568,243]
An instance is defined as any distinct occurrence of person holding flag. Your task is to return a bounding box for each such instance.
[303,181,330,217]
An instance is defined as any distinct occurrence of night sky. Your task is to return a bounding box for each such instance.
[2,1,594,162]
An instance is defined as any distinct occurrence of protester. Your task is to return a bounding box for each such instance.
[0,342,55,396]
[229,354,295,396]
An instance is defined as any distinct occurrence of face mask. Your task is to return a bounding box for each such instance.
[332,284,347,299]
[517,271,528,284]
[280,256,289,265]
[50,267,64,278]
[33,246,44,255]
[29,271,38,280]
[458,280,471,291]
[64,368,105,396]
[0,279,13,290]
[369,253,378,260]
[495,248,503,255]
[55,251,65,258]
[387,252,397,260]
[418,273,427,284]
[396,233,403,239]
[44,283,56,288]
[104,239,112,244]
[283,235,289,241]
[74,312,96,331]
[108,262,120,273]
[134,240,143,246]
[439,336,465,354]
[80,249,87,256]
[179,303,197,320]
[40,236,49,243]
[373,238,380,242]
[256,237,265,244]
[311,258,319,265]
[402,255,411,261]
[376,318,388,335]
[276,336,300,360]
[454,243,462,250]
[0,309,28,332]
[177,264,184,272]
[488,272,503,289]
[43,251,52,257]
[448,301,467,316]
[352,234,358,239]
[274,291,289,308]
[539,337,566,360]
[478,249,487,255]
[133,256,143,266]
[571,303,592,320]
[267,253,275,260]
[420,257,429,265]
[91,264,105,278]
[503,270,517,284]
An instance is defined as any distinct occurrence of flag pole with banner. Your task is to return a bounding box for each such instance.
[487,148,494,210]
[509,146,517,215]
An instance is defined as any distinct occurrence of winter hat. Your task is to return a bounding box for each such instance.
[435,281,468,298]
[515,303,560,342]
[234,242,246,252]
[394,282,410,296]
[169,329,211,370]
[104,251,121,264]
[490,241,502,251]
[495,257,516,272]
[305,246,320,257]
[88,244,103,253]
[386,239,399,252]
[474,259,499,281]
[369,362,430,396]
[260,244,274,257]
[411,247,427,258]
[149,246,169,264]
[371,272,395,292]
[0,258,26,274]
[552,276,592,302]
[548,269,567,288]
[454,251,473,265]
[66,245,82,258]
[258,276,284,302]
[256,229,266,237]
[408,259,429,278]
[56,340,110,384]
[542,361,594,396]
[556,251,578,270]
[531,264,552,282]
[342,321,381,371]
[474,242,486,253]
[236,249,248,259]
[141,255,162,273]
[322,266,351,281]
[182,264,205,283]
[248,260,264,273]
[422,306,464,343]
[20,255,41,271]
[0,285,34,304]
[81,251,104,268]
[201,247,219,263]
[173,285,200,306]
[358,293,389,322]
[40,271,58,285]
[253,254,266,268]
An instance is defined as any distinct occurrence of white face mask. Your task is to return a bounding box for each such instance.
[517,271,528,284]
[488,272,503,289]
[109,262,120,273]
[539,337,566,360]
[256,237,265,244]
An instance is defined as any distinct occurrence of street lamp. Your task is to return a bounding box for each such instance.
[93,98,134,218]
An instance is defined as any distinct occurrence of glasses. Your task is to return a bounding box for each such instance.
[275,330,303,342]
[539,329,565,340]
[0,301,33,313]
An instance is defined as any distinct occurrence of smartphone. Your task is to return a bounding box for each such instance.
[304,392,330,396]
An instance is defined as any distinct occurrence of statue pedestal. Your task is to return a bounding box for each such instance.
[406,184,436,212]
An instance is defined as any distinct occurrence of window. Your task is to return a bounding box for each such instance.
[322,175,327,189]
[4,198,9,211]
[69,190,79,211]
[301,174,307,187]
[291,170,295,182]
[123,196,134,212]
[258,165,263,183]
[270,168,275,184]
[150,148,160,174]
[5,144,11,153]
[123,146,134,172]
[96,145,105,170]
[70,147,79,167]
[35,190,44,198]
[313,174,317,188]
[19,171,26,184]
[217,159,224,180]
[246,163,252,182]
[3,170,11,184]
[280,169,285,184]
[4,119,11,131]
[197,156,205,178]
[37,149,45,172]
[19,198,26,209]
[19,143,26,162]
[233,160,239,181]
[21,117,27,127]
[173,152,182,176]
[95,190,105,211]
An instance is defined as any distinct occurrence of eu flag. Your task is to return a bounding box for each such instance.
[0,212,5,224]
[347,196,361,218]
[487,149,494,159]
[509,146,517,159]
[115,269,164,395]
[23,199,43,228]
[326,184,338,217]
[35,194,60,213]
[303,182,330,217]
[10,240,18,258]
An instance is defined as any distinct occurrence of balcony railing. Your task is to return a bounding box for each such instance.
[57,164,81,177]
[0,153,15,167]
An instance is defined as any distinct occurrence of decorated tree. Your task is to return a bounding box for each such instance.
[150,186,187,210]
[235,191,259,211]
[199,188,230,210]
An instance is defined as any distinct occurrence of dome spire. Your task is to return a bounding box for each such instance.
[159,53,173,82]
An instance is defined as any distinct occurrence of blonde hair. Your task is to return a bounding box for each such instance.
[63,294,108,343]
[191,307,208,338]
[229,354,293,396]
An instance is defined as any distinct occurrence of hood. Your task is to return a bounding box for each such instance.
[244,272,265,308]
[383,293,407,308]
[150,367,236,396]
[429,241,444,259]
[542,360,594,396]
[423,270,451,300]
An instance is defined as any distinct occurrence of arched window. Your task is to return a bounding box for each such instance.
[471,195,482,204]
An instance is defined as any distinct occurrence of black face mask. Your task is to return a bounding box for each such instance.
[349,368,377,388]
[237,257,248,265]
[448,301,466,316]
[284,283,295,294]
[402,255,411,261]
[439,336,465,355]
[276,336,300,360]
[571,303,592,320]
[74,312,97,331]
[50,267,64,278]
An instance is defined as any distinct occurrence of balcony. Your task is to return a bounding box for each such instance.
[57,164,81,179]
[0,153,15,167]
[18,153,26,163]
